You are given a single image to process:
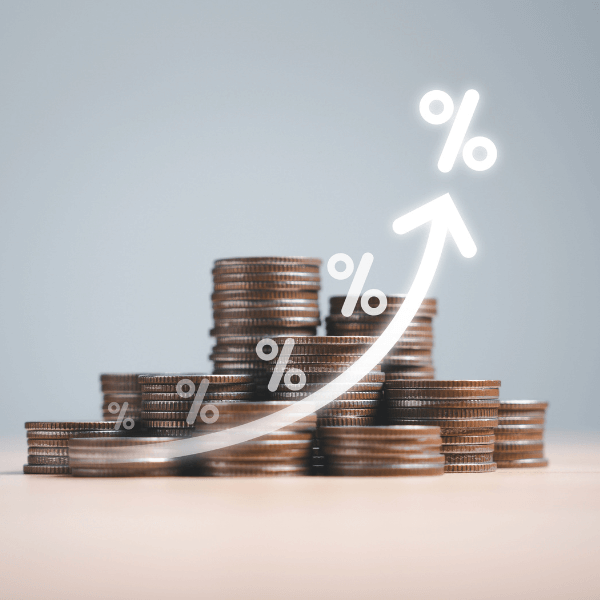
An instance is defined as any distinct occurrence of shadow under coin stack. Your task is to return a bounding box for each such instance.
[326,296,437,379]
[69,436,185,477]
[267,335,384,474]
[210,257,321,394]
[24,422,121,475]
[100,373,142,426]
[383,379,501,473]
[139,374,256,437]
[196,401,315,476]
[319,425,445,476]
[494,400,549,468]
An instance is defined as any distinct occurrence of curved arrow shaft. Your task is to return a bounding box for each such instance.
[103,220,450,462]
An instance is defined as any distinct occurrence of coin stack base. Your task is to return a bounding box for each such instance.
[494,400,549,468]
[210,257,322,394]
[69,436,185,477]
[326,295,437,379]
[24,422,122,475]
[320,425,445,476]
[383,379,501,473]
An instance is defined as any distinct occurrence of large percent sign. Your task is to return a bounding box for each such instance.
[96,193,476,464]
[420,89,497,173]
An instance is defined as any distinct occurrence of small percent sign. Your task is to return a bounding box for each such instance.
[420,89,497,173]
[94,193,477,464]
[107,401,135,431]
[256,338,306,392]
[327,253,387,317]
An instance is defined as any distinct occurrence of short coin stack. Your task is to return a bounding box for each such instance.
[320,425,445,476]
[383,379,501,473]
[196,401,316,476]
[210,257,322,394]
[140,374,256,437]
[69,436,185,477]
[267,335,384,473]
[326,296,437,378]
[100,373,143,425]
[24,422,120,475]
[494,400,549,468]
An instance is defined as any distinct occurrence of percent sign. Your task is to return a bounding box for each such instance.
[107,401,135,431]
[176,379,219,425]
[327,253,387,317]
[256,338,306,393]
[420,89,497,173]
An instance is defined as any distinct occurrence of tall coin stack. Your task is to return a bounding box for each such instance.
[210,257,322,394]
[326,296,437,378]
[267,335,384,473]
[383,379,501,473]
[319,425,445,476]
[100,373,143,425]
[140,374,256,437]
[494,400,549,468]
[24,421,121,475]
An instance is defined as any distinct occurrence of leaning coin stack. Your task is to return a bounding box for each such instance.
[100,373,143,425]
[210,257,322,394]
[140,374,256,437]
[383,379,501,473]
[69,436,185,477]
[326,296,437,378]
[267,335,384,474]
[197,401,315,476]
[494,400,549,468]
[319,425,445,476]
[24,421,121,475]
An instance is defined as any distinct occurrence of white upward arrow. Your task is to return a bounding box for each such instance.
[98,194,476,462]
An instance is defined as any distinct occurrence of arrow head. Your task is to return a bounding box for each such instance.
[393,193,477,258]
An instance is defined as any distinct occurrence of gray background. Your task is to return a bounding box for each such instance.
[0,1,598,435]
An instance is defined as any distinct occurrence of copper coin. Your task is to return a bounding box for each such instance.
[444,462,497,473]
[496,457,549,469]
[142,391,255,403]
[138,374,254,385]
[441,434,495,445]
[212,290,319,301]
[443,452,494,464]
[494,440,544,451]
[141,383,255,393]
[499,400,549,411]
[387,407,499,419]
[28,455,69,466]
[326,463,444,477]
[27,439,70,448]
[317,416,377,426]
[213,263,320,274]
[384,388,500,399]
[214,256,322,266]
[213,272,321,283]
[383,378,501,388]
[441,443,495,454]
[386,399,500,409]
[319,425,441,439]
[23,464,70,475]
[28,447,69,457]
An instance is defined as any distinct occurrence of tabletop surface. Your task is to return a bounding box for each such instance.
[1,433,599,600]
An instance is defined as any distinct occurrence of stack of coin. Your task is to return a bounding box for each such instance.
[24,421,121,475]
[139,374,256,437]
[266,335,384,473]
[100,373,143,426]
[210,257,322,393]
[196,401,315,476]
[319,425,445,476]
[326,296,437,378]
[383,379,501,473]
[494,400,549,468]
[69,436,185,477]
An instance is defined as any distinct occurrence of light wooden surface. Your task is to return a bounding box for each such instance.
[1,433,599,600]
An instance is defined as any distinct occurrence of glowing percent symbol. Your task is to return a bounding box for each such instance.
[327,253,387,317]
[420,89,497,173]
[176,378,219,425]
[107,401,135,431]
[256,338,306,392]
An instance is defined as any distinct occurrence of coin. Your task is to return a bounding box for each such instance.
[23,464,70,475]
[496,458,549,468]
[27,455,69,466]
[327,463,444,477]
[444,462,497,473]
[383,379,502,388]
[138,374,254,385]
[214,256,322,267]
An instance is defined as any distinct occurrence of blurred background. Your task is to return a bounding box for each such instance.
[0,1,598,435]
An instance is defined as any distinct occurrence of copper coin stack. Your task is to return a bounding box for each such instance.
[69,436,185,477]
[266,335,385,474]
[383,379,501,473]
[326,296,437,378]
[100,373,143,425]
[196,401,315,476]
[24,421,120,475]
[494,400,549,468]
[139,374,256,437]
[319,425,445,476]
[210,257,322,394]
